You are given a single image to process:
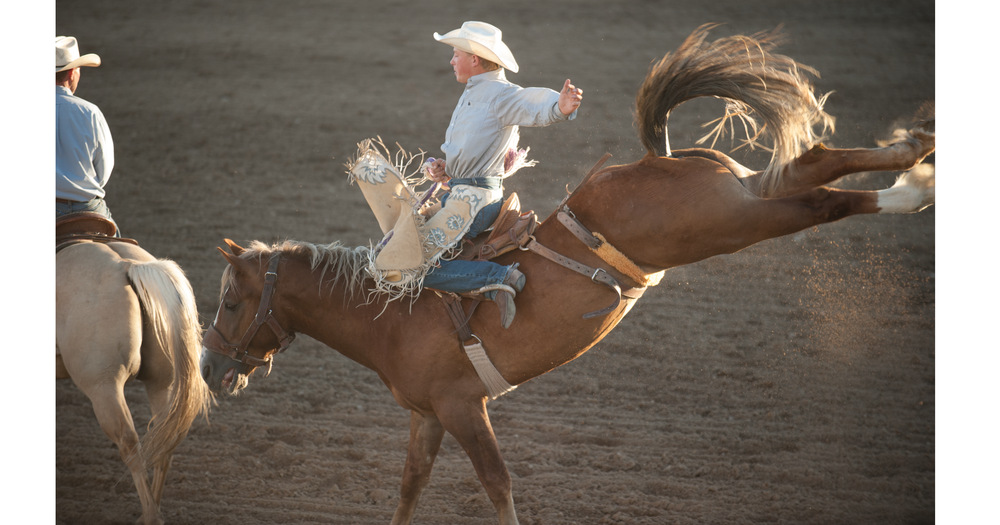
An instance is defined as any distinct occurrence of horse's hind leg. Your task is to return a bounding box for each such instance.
[63,291,162,523]
[392,411,445,525]
[749,121,935,198]
[733,168,935,250]
[83,382,163,525]
[874,163,935,213]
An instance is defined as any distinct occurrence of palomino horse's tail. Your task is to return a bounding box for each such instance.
[636,23,835,196]
[127,259,212,468]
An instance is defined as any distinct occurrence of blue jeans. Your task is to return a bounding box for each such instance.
[56,197,120,237]
[422,199,510,295]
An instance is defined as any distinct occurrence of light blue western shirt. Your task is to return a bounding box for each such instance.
[56,85,114,202]
[441,68,575,183]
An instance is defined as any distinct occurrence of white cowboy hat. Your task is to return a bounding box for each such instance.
[433,21,519,73]
[56,36,101,72]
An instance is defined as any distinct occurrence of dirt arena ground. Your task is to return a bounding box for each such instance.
[53,1,941,523]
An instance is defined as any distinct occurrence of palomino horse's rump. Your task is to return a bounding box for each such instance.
[57,240,211,525]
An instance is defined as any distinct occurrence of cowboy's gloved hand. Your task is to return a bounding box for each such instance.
[426,158,449,182]
[558,79,583,116]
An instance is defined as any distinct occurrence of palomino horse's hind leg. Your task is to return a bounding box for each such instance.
[751,121,936,198]
[84,384,163,525]
[392,412,446,525]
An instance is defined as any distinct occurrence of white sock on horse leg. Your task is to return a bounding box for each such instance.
[876,164,935,213]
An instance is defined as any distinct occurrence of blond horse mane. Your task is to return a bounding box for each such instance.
[221,240,373,302]
[636,23,835,196]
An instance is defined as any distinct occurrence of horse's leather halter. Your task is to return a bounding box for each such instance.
[203,254,296,369]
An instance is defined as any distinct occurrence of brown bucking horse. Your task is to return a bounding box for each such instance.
[199,25,934,525]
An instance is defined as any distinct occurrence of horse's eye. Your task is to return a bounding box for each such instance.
[224,302,237,312]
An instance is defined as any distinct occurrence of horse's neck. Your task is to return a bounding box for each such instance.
[274,267,378,370]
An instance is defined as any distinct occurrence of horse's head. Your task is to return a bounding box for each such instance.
[201,239,296,395]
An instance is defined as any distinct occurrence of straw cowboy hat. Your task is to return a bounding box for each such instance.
[56,36,101,72]
[433,21,519,73]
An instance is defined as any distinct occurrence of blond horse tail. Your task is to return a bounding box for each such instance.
[636,23,835,196]
[127,259,212,469]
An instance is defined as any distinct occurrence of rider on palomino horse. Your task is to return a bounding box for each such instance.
[56,35,120,237]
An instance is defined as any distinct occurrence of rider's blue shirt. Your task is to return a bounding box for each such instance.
[56,85,115,202]
[441,68,575,186]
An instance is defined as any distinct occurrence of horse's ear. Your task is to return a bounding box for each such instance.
[223,238,246,255]
[215,246,248,273]
[217,246,246,272]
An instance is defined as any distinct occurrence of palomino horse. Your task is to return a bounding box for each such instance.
[200,25,934,525]
[56,238,212,525]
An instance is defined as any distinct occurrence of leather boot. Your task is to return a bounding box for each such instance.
[504,266,526,293]
[493,288,517,329]
[493,266,526,329]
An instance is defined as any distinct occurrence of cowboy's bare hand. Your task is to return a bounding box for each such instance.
[426,158,449,182]
[558,79,583,115]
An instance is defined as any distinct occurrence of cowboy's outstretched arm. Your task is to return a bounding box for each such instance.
[558,79,583,115]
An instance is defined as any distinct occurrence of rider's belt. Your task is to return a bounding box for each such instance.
[448,177,502,190]
[57,196,99,205]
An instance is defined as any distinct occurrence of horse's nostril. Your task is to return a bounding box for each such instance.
[201,364,211,379]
